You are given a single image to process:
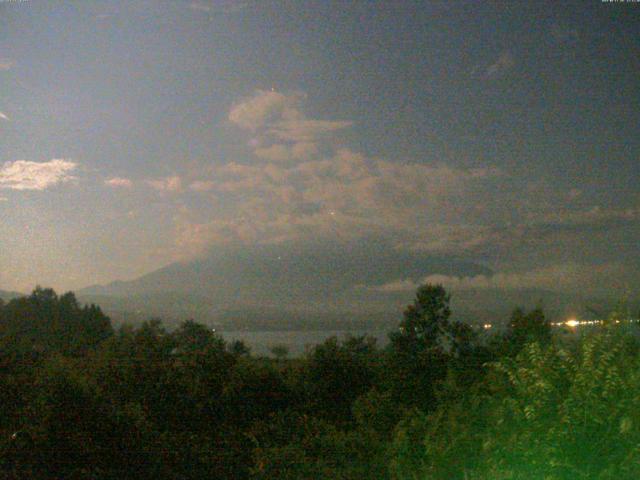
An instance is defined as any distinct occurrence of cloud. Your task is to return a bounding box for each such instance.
[254,142,319,162]
[0,159,77,191]
[229,89,351,160]
[173,146,502,259]
[189,1,248,14]
[269,119,353,143]
[0,112,9,121]
[483,51,515,79]
[507,206,640,247]
[171,91,512,260]
[104,177,133,188]
[364,263,627,294]
[146,176,182,193]
[229,90,301,130]
[360,279,418,293]
[173,90,639,273]
[538,206,640,229]
[189,180,216,192]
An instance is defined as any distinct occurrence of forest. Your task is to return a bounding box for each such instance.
[1,285,639,479]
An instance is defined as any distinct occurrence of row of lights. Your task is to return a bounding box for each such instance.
[479,318,640,330]
[554,318,640,328]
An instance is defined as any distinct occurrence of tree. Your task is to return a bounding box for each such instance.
[270,344,289,361]
[0,288,112,356]
[229,339,251,357]
[302,336,378,423]
[386,284,472,410]
[503,306,551,355]
[390,328,640,480]
[395,284,452,344]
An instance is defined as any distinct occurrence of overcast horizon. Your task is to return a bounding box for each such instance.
[1,1,639,298]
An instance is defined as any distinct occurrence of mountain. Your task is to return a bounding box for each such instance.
[78,241,622,330]
[78,240,492,327]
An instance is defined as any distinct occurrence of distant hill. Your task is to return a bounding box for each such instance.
[0,289,24,302]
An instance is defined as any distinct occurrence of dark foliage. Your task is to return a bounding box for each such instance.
[0,285,637,479]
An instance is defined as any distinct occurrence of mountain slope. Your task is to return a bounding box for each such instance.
[78,241,492,325]
[78,242,620,329]
[80,241,492,301]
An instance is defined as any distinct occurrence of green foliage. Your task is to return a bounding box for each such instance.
[1,284,639,479]
[301,335,378,423]
[391,327,640,480]
[503,306,552,354]
[0,287,112,356]
[270,344,290,360]
[386,284,480,411]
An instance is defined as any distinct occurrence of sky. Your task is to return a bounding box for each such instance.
[1,0,639,297]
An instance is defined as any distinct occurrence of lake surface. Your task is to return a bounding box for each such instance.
[220,330,391,357]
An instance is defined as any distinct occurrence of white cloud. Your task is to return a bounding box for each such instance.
[0,159,77,191]
[269,119,352,143]
[170,91,508,260]
[364,263,627,294]
[172,147,501,259]
[229,90,351,159]
[254,142,320,162]
[104,177,133,188]
[0,112,9,121]
[146,176,182,193]
[189,180,216,192]
[229,90,302,131]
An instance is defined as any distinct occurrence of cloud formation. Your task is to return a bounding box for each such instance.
[364,263,627,294]
[105,177,133,188]
[0,112,9,121]
[175,90,504,260]
[0,159,77,191]
[146,176,182,193]
[176,147,502,257]
[189,180,216,192]
[229,89,351,161]
[176,90,633,268]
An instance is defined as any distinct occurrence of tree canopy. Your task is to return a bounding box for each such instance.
[0,285,638,479]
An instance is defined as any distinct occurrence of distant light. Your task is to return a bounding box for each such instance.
[483,323,492,329]
[566,319,579,328]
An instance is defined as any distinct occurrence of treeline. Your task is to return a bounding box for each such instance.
[0,285,639,479]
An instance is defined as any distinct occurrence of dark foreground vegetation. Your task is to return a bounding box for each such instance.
[1,286,639,479]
